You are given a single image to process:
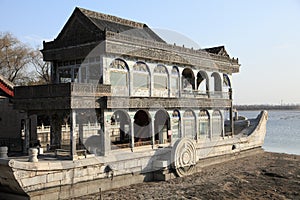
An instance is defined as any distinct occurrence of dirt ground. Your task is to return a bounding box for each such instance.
[84,151,300,200]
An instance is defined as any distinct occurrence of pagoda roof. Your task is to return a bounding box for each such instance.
[76,7,165,42]
[42,7,165,60]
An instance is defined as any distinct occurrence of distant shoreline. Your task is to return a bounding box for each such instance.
[234,105,300,111]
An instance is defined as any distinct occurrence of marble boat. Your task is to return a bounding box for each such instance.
[0,7,268,199]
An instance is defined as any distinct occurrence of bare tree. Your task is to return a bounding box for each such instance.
[0,32,51,85]
[30,49,51,84]
[0,32,33,85]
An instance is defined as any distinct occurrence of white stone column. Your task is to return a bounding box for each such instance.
[150,67,154,97]
[221,110,225,138]
[194,69,198,91]
[100,111,111,156]
[130,64,134,97]
[208,110,213,139]
[130,119,135,151]
[179,110,184,138]
[178,68,182,98]
[195,114,199,141]
[70,110,77,160]
[167,67,171,97]
[150,112,155,148]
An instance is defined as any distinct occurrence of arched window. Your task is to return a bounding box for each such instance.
[183,110,196,140]
[153,65,168,97]
[172,109,181,140]
[170,66,179,97]
[212,110,222,138]
[223,74,231,91]
[197,71,209,95]
[199,110,210,138]
[182,68,195,92]
[134,110,152,146]
[211,72,222,92]
[110,110,131,149]
[211,72,222,98]
[154,110,171,144]
[133,62,150,96]
[110,59,129,96]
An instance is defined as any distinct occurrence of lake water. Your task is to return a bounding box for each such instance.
[239,110,300,155]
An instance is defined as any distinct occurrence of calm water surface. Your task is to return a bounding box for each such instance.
[239,110,300,155]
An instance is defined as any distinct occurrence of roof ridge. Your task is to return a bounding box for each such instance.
[203,45,225,50]
[77,7,145,29]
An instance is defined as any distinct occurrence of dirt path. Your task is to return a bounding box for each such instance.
[83,152,300,199]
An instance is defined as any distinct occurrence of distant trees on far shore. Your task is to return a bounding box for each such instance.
[234,104,300,111]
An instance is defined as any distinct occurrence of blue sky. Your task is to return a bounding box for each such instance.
[1,0,300,105]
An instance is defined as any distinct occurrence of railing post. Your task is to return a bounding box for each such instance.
[28,148,38,162]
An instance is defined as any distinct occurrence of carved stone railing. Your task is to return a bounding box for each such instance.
[180,90,229,99]
[106,96,231,109]
[14,83,111,99]
[14,83,72,99]
[71,83,111,97]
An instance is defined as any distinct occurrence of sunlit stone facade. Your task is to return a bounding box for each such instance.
[14,7,240,157]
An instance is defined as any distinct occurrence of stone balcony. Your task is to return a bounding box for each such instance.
[13,83,231,111]
[13,83,111,111]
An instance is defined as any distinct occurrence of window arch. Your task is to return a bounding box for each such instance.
[212,110,222,138]
[154,109,171,144]
[153,64,168,97]
[170,66,180,97]
[183,110,196,140]
[182,68,195,92]
[172,109,181,140]
[109,59,129,96]
[197,71,209,94]
[199,110,210,139]
[110,110,131,149]
[223,74,231,91]
[132,62,150,96]
[211,72,222,92]
[133,110,152,146]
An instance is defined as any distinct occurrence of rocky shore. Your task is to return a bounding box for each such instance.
[81,151,300,199]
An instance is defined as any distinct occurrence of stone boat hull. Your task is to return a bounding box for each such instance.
[0,111,268,199]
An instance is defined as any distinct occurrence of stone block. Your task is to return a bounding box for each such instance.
[74,174,94,183]
[153,160,168,169]
[21,175,47,187]
[76,167,90,177]
[35,162,50,170]
[71,184,88,197]
[124,159,139,169]
[44,180,61,188]
[87,166,100,175]
[47,172,63,182]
